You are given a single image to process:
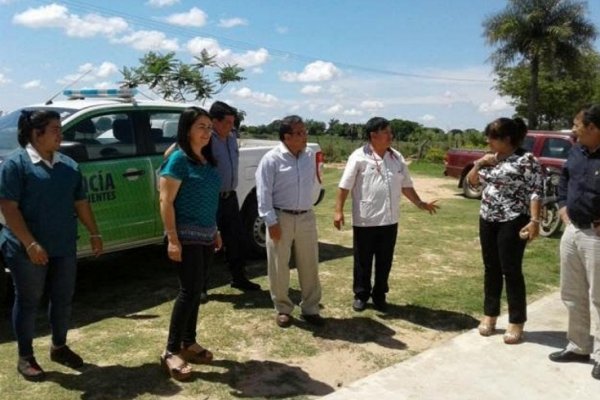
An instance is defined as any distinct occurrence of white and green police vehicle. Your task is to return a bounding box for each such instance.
[0,89,325,268]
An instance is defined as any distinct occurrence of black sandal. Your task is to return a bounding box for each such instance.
[180,343,213,364]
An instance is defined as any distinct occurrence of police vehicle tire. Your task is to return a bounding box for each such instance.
[242,194,267,259]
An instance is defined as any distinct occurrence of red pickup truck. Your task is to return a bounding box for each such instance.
[444,130,575,198]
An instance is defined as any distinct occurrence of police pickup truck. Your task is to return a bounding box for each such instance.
[0,89,325,266]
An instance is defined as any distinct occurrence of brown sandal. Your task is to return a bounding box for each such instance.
[503,323,524,344]
[180,343,213,364]
[478,316,497,337]
[160,351,192,381]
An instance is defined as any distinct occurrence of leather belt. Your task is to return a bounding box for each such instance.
[274,207,309,215]
[219,190,235,199]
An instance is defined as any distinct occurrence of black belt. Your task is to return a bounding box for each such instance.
[219,190,235,199]
[274,207,309,215]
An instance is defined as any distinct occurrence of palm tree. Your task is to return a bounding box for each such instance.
[483,0,597,128]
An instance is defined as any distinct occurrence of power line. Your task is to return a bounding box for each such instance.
[40,0,492,83]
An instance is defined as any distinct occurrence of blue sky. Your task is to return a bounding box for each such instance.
[1,0,599,130]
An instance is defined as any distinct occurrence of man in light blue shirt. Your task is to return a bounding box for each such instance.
[255,115,323,328]
[209,101,260,294]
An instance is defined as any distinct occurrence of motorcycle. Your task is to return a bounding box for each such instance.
[539,168,563,237]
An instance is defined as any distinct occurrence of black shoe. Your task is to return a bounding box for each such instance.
[231,279,261,291]
[592,362,600,380]
[373,300,388,312]
[199,291,208,304]
[301,314,325,327]
[548,349,590,363]
[352,299,367,312]
[50,345,84,369]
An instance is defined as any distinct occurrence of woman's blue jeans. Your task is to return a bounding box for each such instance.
[5,250,77,357]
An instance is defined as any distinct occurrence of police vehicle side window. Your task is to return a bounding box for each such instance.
[63,113,137,160]
[147,111,180,154]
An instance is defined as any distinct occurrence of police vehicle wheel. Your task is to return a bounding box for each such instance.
[242,194,267,259]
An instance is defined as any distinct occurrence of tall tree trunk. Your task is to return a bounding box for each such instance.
[528,57,540,129]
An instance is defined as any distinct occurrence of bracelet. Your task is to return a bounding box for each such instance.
[530,218,540,224]
[26,241,38,251]
[90,234,102,238]
[164,229,176,234]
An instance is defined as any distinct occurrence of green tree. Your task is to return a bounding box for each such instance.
[121,50,245,102]
[483,0,597,128]
[496,51,600,129]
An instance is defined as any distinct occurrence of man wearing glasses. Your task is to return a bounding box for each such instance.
[255,115,323,328]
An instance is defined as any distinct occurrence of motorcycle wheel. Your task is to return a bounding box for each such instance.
[539,202,562,237]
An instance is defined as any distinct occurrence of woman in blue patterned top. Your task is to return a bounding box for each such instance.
[467,117,543,344]
[159,107,221,381]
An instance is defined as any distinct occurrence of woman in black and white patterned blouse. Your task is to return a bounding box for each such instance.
[466,117,543,344]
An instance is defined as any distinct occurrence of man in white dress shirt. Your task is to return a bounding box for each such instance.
[334,117,438,312]
[255,115,323,328]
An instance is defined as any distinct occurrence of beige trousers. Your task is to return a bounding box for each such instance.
[560,223,600,359]
[266,210,321,315]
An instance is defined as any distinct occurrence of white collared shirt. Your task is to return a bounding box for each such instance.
[339,144,413,227]
[25,144,61,169]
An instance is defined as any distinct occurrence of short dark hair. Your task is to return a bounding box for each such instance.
[17,109,61,147]
[279,115,303,141]
[484,117,527,147]
[209,101,236,121]
[176,107,216,166]
[579,104,600,128]
[364,117,389,141]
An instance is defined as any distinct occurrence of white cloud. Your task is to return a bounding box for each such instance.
[276,26,288,34]
[324,104,343,115]
[251,67,264,74]
[22,80,42,89]
[94,81,113,89]
[300,85,322,95]
[187,37,268,68]
[230,87,278,107]
[478,98,510,113]
[147,0,180,7]
[361,100,384,110]
[421,114,436,122]
[280,61,341,83]
[165,7,207,27]
[114,30,179,51]
[96,62,118,78]
[0,73,10,85]
[343,108,363,116]
[13,4,128,38]
[57,62,120,85]
[218,18,247,28]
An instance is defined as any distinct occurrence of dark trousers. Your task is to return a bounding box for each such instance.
[166,244,212,353]
[353,224,398,302]
[479,215,529,324]
[213,193,247,285]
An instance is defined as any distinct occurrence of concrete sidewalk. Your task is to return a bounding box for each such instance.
[323,292,599,400]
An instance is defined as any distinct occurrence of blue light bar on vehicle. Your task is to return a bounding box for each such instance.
[63,88,137,98]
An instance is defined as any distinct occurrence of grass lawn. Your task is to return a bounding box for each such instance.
[0,162,562,399]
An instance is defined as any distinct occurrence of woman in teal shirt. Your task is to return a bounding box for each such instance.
[159,107,221,381]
